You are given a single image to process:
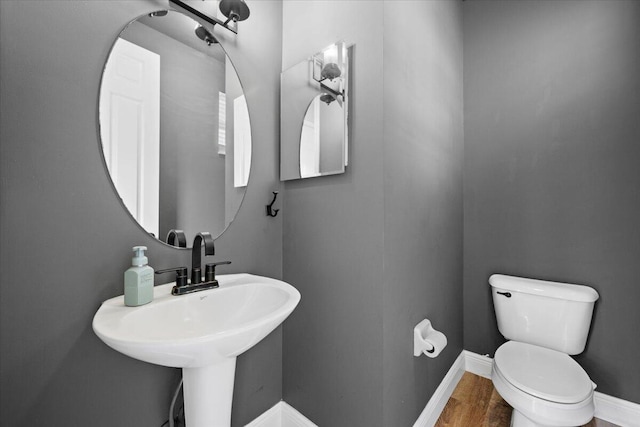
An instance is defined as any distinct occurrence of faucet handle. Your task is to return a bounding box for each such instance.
[204,261,232,283]
[155,267,189,288]
[191,267,202,285]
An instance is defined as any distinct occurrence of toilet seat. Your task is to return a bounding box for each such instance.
[494,341,593,404]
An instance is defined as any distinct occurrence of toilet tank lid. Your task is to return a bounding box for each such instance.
[489,274,599,302]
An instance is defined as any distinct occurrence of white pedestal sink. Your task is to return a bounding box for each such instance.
[92,274,300,427]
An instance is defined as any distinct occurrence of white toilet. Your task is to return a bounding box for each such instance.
[489,274,600,427]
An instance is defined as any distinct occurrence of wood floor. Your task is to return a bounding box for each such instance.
[434,372,619,427]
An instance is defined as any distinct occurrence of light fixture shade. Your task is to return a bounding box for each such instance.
[195,25,217,45]
[219,0,250,22]
[320,93,336,105]
[321,63,342,81]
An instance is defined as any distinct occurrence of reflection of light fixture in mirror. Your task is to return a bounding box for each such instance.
[311,42,347,108]
[148,10,168,18]
[195,25,217,46]
[168,0,250,35]
[320,63,342,82]
[320,93,335,105]
[314,61,344,83]
[319,83,344,106]
[313,43,344,83]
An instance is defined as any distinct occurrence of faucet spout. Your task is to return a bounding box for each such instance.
[166,229,187,248]
[192,232,215,284]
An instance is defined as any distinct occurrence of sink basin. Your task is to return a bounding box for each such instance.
[92,273,300,427]
[93,273,300,368]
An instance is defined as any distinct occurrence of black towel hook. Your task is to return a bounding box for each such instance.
[266,191,279,217]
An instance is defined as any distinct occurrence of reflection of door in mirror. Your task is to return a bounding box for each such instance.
[300,97,320,178]
[299,95,345,178]
[317,97,344,174]
[99,38,160,237]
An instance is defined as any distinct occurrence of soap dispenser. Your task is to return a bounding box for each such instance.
[124,246,154,307]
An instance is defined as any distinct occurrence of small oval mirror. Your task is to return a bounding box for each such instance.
[98,10,251,248]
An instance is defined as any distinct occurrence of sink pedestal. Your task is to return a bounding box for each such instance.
[182,358,236,427]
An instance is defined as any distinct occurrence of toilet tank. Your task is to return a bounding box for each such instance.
[489,274,599,355]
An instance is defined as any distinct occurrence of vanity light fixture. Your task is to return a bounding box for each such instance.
[219,0,250,24]
[168,0,250,35]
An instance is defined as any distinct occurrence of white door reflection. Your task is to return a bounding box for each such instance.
[299,94,345,178]
[100,38,160,236]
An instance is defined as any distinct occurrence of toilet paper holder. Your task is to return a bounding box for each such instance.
[413,319,447,358]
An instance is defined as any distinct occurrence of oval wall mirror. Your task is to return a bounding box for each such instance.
[98,10,251,248]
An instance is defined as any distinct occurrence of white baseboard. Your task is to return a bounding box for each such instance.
[462,350,493,379]
[244,402,281,427]
[247,351,640,427]
[414,350,640,427]
[245,401,317,427]
[281,402,318,427]
[594,391,640,427]
[413,352,466,427]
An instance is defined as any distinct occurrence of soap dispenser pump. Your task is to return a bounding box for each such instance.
[124,246,154,307]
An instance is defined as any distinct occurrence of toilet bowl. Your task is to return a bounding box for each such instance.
[489,274,600,427]
[492,341,596,427]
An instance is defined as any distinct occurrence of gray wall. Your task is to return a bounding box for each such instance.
[7,1,638,426]
[463,0,640,403]
[281,2,386,425]
[0,1,283,426]
[281,1,464,426]
[382,1,463,425]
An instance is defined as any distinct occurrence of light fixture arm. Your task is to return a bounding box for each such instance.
[319,82,344,100]
[168,0,239,34]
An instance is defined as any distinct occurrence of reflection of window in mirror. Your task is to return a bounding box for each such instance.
[234,95,251,187]
[218,91,226,155]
